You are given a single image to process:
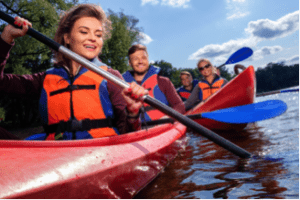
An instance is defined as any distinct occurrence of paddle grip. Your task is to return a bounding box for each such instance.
[144,96,252,158]
[0,10,60,51]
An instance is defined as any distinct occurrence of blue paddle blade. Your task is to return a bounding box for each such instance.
[201,100,287,124]
[225,47,253,65]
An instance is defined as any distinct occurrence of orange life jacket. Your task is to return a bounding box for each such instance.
[39,65,118,140]
[141,73,167,121]
[198,78,225,101]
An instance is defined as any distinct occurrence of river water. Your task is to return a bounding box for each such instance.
[136,89,299,199]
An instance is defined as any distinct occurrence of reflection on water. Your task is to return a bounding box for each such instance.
[136,91,299,199]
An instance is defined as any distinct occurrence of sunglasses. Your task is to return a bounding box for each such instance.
[198,64,211,71]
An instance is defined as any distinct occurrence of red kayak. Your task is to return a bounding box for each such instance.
[188,65,255,130]
[0,123,187,199]
[0,66,255,198]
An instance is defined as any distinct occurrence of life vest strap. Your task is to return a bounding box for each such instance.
[202,86,220,90]
[44,118,115,134]
[50,85,96,96]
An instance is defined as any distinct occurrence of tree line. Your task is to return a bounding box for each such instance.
[0,0,298,128]
[255,63,299,93]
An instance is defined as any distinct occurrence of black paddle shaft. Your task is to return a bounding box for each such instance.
[144,96,251,158]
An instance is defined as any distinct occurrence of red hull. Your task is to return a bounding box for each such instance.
[0,123,187,198]
[0,66,255,198]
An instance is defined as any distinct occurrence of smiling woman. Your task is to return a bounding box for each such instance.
[0,4,148,140]
[53,4,111,75]
[62,17,104,74]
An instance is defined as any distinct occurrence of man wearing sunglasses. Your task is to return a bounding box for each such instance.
[184,59,228,111]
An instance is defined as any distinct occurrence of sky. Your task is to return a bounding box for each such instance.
[80,0,299,73]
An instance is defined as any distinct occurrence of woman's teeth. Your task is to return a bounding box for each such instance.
[85,45,95,49]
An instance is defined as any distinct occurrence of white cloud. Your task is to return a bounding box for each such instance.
[252,46,283,61]
[226,0,250,20]
[245,10,299,40]
[188,11,299,65]
[275,55,299,65]
[139,32,153,45]
[260,55,299,68]
[161,0,190,8]
[141,0,159,6]
[141,0,190,8]
[188,37,256,61]
[227,11,250,20]
[214,56,228,64]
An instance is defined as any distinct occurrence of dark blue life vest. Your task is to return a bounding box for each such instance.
[177,79,199,101]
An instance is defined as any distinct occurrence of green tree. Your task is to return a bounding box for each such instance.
[0,107,5,121]
[0,0,77,74]
[152,60,180,88]
[256,63,299,93]
[218,66,232,81]
[152,60,203,88]
[172,67,201,88]
[154,60,174,77]
[0,0,77,128]
[100,9,143,73]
